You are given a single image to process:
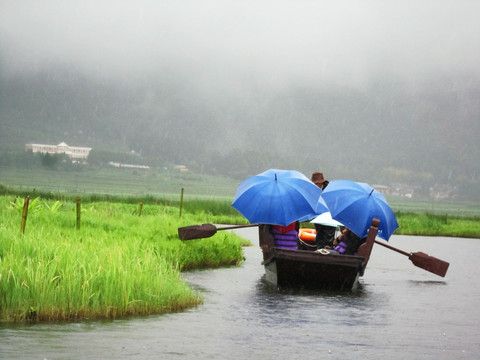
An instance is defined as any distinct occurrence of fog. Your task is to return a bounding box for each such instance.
[1,0,480,184]
[3,1,479,86]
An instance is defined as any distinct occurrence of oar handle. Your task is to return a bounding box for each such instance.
[374,239,410,257]
[216,224,259,231]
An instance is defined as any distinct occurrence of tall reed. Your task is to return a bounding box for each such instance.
[0,196,245,323]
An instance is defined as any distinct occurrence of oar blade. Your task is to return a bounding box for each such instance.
[178,224,218,240]
[409,252,450,277]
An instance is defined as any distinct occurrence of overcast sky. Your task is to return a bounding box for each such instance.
[2,0,480,93]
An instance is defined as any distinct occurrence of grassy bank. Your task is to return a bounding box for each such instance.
[1,188,479,323]
[394,212,480,238]
[2,166,480,216]
[0,166,239,200]
[0,196,246,323]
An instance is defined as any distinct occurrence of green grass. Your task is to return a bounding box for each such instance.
[0,196,246,323]
[394,212,480,238]
[387,196,480,217]
[1,166,480,323]
[0,166,239,200]
[2,166,480,217]
[1,186,479,324]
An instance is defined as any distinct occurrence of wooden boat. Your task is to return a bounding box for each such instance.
[178,219,448,288]
[258,219,380,290]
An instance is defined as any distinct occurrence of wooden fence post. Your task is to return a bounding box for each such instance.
[76,198,81,230]
[179,187,184,217]
[138,201,143,216]
[20,196,30,234]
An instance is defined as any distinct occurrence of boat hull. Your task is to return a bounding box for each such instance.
[263,248,365,290]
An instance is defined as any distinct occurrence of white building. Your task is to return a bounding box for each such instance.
[25,142,92,160]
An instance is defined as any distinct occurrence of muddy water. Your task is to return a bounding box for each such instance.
[1,227,478,359]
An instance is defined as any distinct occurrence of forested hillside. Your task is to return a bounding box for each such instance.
[2,65,479,187]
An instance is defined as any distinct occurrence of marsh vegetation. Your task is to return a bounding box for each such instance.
[0,196,246,323]
[1,185,479,324]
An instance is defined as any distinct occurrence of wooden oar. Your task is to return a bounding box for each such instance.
[374,240,449,277]
[178,223,259,240]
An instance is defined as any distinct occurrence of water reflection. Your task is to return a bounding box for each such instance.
[407,279,448,286]
[247,274,392,332]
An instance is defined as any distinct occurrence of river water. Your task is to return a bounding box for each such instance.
[1,227,479,359]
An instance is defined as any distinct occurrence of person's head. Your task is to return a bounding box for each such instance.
[311,172,328,189]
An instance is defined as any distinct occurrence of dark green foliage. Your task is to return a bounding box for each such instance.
[2,65,479,189]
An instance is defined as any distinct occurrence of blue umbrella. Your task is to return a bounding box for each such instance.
[321,180,398,240]
[315,196,329,214]
[296,196,329,222]
[232,169,322,226]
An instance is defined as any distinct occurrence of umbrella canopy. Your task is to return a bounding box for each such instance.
[232,169,322,226]
[311,212,343,228]
[315,196,329,214]
[296,196,330,222]
[321,180,398,240]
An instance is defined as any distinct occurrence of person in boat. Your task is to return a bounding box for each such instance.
[258,221,300,260]
[311,172,336,249]
[270,221,300,249]
[327,227,366,255]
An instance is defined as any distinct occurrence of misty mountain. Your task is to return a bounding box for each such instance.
[1,64,479,188]
[1,1,479,190]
